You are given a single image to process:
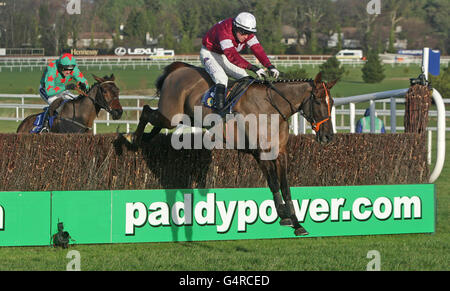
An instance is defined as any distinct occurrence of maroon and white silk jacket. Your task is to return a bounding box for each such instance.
[202,18,272,70]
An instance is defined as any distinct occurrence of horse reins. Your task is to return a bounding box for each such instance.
[59,80,119,132]
[265,81,296,121]
[265,80,331,133]
[76,80,119,115]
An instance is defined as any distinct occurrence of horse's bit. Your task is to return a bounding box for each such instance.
[303,83,331,133]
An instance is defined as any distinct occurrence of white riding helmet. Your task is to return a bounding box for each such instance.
[233,12,257,33]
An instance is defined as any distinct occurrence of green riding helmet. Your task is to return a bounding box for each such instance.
[57,53,77,71]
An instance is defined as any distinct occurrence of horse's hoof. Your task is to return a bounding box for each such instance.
[294,227,309,236]
[279,218,293,227]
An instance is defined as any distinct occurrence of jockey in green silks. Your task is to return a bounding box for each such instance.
[37,53,90,132]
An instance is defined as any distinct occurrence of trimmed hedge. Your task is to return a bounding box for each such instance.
[0,133,428,192]
[404,84,432,135]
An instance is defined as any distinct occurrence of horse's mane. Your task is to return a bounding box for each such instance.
[254,78,314,85]
[155,62,194,96]
[70,75,114,106]
[81,75,115,94]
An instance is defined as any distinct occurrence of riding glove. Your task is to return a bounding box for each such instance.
[78,82,87,92]
[268,65,280,79]
[65,83,76,90]
[249,65,267,79]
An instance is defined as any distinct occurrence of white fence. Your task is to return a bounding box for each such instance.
[0,56,359,71]
[2,92,449,132]
[0,94,156,134]
[1,55,449,71]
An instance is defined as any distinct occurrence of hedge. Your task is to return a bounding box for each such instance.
[0,133,428,192]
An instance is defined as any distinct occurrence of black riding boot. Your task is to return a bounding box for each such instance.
[214,84,226,112]
[40,108,50,133]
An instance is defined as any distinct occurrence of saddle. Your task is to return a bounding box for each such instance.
[202,77,256,114]
[30,98,68,133]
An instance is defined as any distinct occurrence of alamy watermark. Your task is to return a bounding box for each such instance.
[366,0,381,15]
[366,250,381,271]
[66,250,81,271]
[170,106,280,160]
[66,0,81,15]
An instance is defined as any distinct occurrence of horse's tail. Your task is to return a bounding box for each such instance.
[155,62,193,96]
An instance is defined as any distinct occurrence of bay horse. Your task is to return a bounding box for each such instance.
[17,74,123,133]
[125,62,336,236]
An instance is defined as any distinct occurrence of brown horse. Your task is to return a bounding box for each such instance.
[17,74,123,133]
[125,62,336,236]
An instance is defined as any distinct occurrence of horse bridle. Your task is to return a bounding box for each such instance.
[266,80,331,133]
[77,80,119,115]
[299,82,331,133]
[57,80,120,132]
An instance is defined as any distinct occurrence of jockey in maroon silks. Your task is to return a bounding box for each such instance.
[200,12,280,111]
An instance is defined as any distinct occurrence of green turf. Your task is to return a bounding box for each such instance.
[0,63,421,95]
[0,66,161,95]
[0,64,448,271]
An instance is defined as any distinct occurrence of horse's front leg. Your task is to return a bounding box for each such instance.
[277,152,309,236]
[252,152,290,222]
[124,105,152,145]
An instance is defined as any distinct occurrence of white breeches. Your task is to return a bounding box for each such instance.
[39,85,77,105]
[200,46,248,87]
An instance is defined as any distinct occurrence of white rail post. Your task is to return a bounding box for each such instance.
[428,129,432,165]
[21,96,25,121]
[429,89,445,183]
[292,113,299,135]
[331,106,336,133]
[422,47,430,81]
[350,103,355,133]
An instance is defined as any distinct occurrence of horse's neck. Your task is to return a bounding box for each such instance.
[74,94,97,127]
[271,82,312,117]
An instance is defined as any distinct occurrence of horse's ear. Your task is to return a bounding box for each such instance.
[110,74,115,81]
[326,79,338,90]
[314,72,322,86]
[92,74,105,83]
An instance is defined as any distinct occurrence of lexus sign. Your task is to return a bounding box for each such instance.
[114,47,171,56]
[114,47,127,56]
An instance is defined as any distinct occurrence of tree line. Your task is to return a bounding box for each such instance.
[0,0,448,55]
